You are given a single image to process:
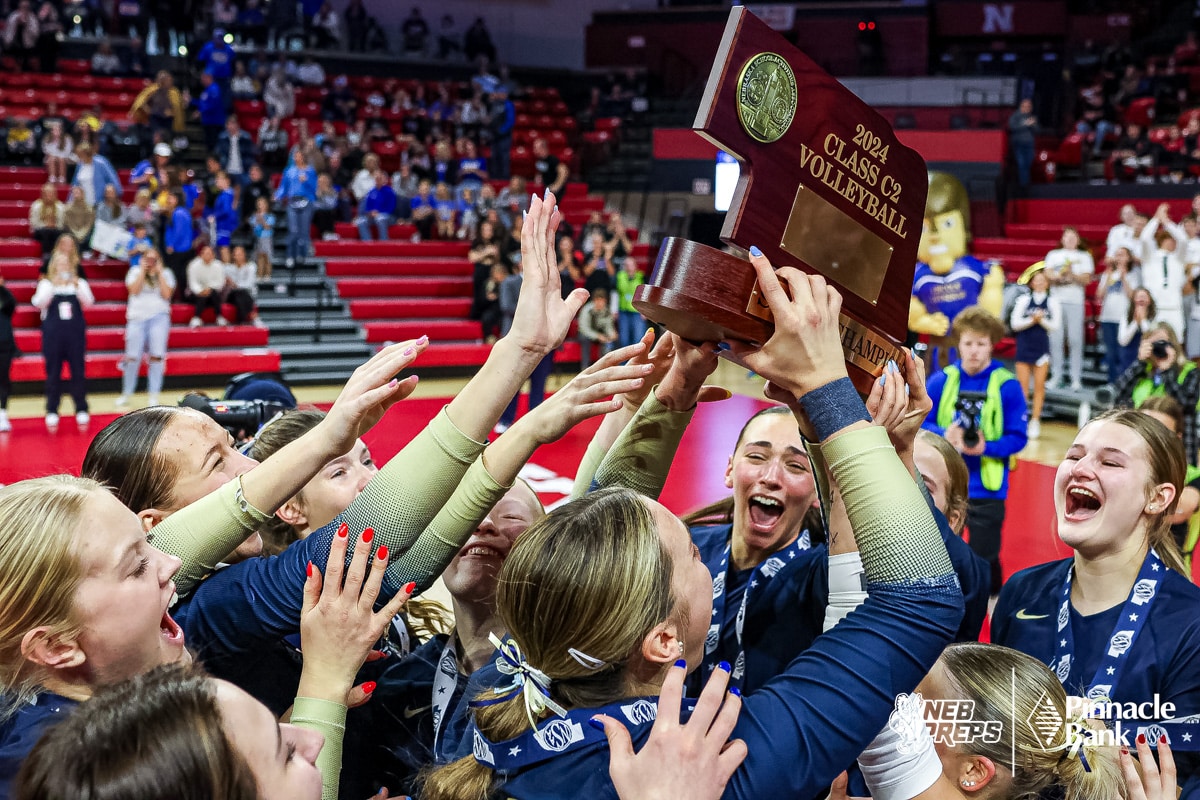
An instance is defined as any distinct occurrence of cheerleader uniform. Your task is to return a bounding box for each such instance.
[994,556,1200,798]
[1010,289,1060,366]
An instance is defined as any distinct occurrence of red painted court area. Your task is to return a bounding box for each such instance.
[0,394,1067,580]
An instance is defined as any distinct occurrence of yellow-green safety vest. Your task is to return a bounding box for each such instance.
[936,364,1015,492]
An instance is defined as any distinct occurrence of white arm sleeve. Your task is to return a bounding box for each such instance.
[822,552,868,632]
[858,692,944,800]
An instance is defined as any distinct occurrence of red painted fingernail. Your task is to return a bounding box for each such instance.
[337,522,349,539]
[306,561,313,577]
[1161,734,1168,745]
[1138,733,1146,744]
[362,527,374,544]
[1122,748,1129,756]
[404,581,416,595]
[362,681,377,694]
[376,545,388,560]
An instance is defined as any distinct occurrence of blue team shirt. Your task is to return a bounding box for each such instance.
[912,255,990,324]
[197,84,225,126]
[197,41,235,80]
[0,692,77,798]
[465,578,963,800]
[994,559,1200,797]
[922,359,1029,500]
[210,189,238,239]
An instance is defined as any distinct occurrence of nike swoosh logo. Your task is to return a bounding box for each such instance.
[403,705,432,719]
[1016,609,1049,620]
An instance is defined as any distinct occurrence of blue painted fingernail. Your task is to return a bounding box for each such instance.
[749,245,763,257]
[530,192,537,204]
[879,373,886,387]
[587,717,605,731]
[543,188,550,201]
[674,659,687,669]
[717,660,731,672]
[729,686,742,697]
[522,209,527,219]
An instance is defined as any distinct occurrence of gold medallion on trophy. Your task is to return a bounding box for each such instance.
[736,52,797,144]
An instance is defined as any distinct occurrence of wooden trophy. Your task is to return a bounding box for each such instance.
[633,6,928,393]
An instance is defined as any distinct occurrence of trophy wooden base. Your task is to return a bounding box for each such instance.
[632,238,905,395]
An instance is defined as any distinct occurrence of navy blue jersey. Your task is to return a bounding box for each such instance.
[0,692,77,799]
[466,578,962,800]
[994,559,1200,797]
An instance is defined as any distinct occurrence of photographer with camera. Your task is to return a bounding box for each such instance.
[923,306,1029,595]
[1113,321,1200,467]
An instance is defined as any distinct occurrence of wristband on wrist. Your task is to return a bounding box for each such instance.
[797,377,870,442]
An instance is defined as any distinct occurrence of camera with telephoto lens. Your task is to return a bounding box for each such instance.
[955,391,988,449]
[178,394,291,444]
[1152,339,1171,360]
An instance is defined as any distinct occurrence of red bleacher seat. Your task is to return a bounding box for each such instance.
[336,277,471,298]
[1125,97,1157,127]
[363,319,481,343]
[59,59,91,75]
[11,350,281,382]
[349,297,472,319]
[314,241,469,258]
[14,326,269,353]
[322,257,470,278]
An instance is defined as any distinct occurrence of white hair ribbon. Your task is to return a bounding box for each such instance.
[489,633,567,728]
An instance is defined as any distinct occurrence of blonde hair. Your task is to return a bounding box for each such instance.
[940,643,1122,800]
[0,476,105,721]
[916,430,970,535]
[1087,409,1188,575]
[421,488,676,800]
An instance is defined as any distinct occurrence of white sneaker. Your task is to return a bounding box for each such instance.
[45,413,59,429]
[217,316,229,327]
[147,394,159,407]
[75,411,90,426]
[189,316,203,328]
[1028,418,1041,439]
[115,394,130,408]
[0,410,10,432]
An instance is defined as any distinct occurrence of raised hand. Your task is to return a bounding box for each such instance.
[728,248,848,398]
[299,522,413,704]
[506,190,590,355]
[655,334,727,411]
[321,338,428,450]
[618,328,673,412]
[1122,734,1175,800]
[595,661,746,800]
[518,340,654,445]
[864,348,930,458]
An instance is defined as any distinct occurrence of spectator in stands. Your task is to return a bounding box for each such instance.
[0,273,12,431]
[323,75,357,123]
[194,72,227,154]
[488,86,515,180]
[95,184,127,229]
[312,2,342,49]
[125,188,156,235]
[187,242,230,327]
[1113,321,1200,466]
[241,163,271,225]
[577,289,617,369]
[558,235,585,296]
[463,17,496,64]
[615,256,647,347]
[162,191,196,300]
[605,211,632,262]
[583,234,615,296]
[401,6,429,54]
[276,148,317,267]
[71,142,120,210]
[532,137,569,198]
[124,36,150,78]
[3,0,39,72]
[263,69,296,120]
[207,172,238,259]
[1118,287,1158,358]
[5,119,35,164]
[34,0,61,73]
[1010,266,1060,440]
[430,140,459,186]
[1141,202,1189,338]
[1044,226,1094,392]
[391,162,419,219]
[410,178,435,240]
[250,195,275,283]
[349,151,379,211]
[1105,203,1139,261]
[1112,123,1156,181]
[91,38,121,75]
[236,0,268,46]
[29,183,65,256]
[130,142,170,194]
[63,187,95,250]
[477,262,506,342]
[456,139,488,194]
[312,172,339,241]
[469,219,505,321]
[225,244,263,327]
[197,28,237,101]
[436,12,459,59]
[1096,246,1140,384]
[257,116,290,171]
[131,72,185,141]
[38,123,68,188]
[356,170,396,241]
[127,222,153,266]
[33,251,94,428]
[1075,77,1115,160]
[1007,98,1037,189]
[40,233,81,280]
[296,55,326,87]
[230,61,259,100]
[117,246,173,408]
[216,117,256,188]
[433,181,461,239]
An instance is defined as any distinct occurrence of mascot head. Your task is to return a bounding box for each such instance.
[918,172,970,274]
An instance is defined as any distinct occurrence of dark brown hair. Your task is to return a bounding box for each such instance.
[14,663,258,800]
[81,407,189,513]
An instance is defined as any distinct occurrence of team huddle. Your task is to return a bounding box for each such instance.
[0,193,1195,800]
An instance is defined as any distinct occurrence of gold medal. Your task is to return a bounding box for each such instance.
[736,52,797,144]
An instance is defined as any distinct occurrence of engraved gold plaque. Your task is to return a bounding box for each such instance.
[780,185,894,306]
[736,52,797,144]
